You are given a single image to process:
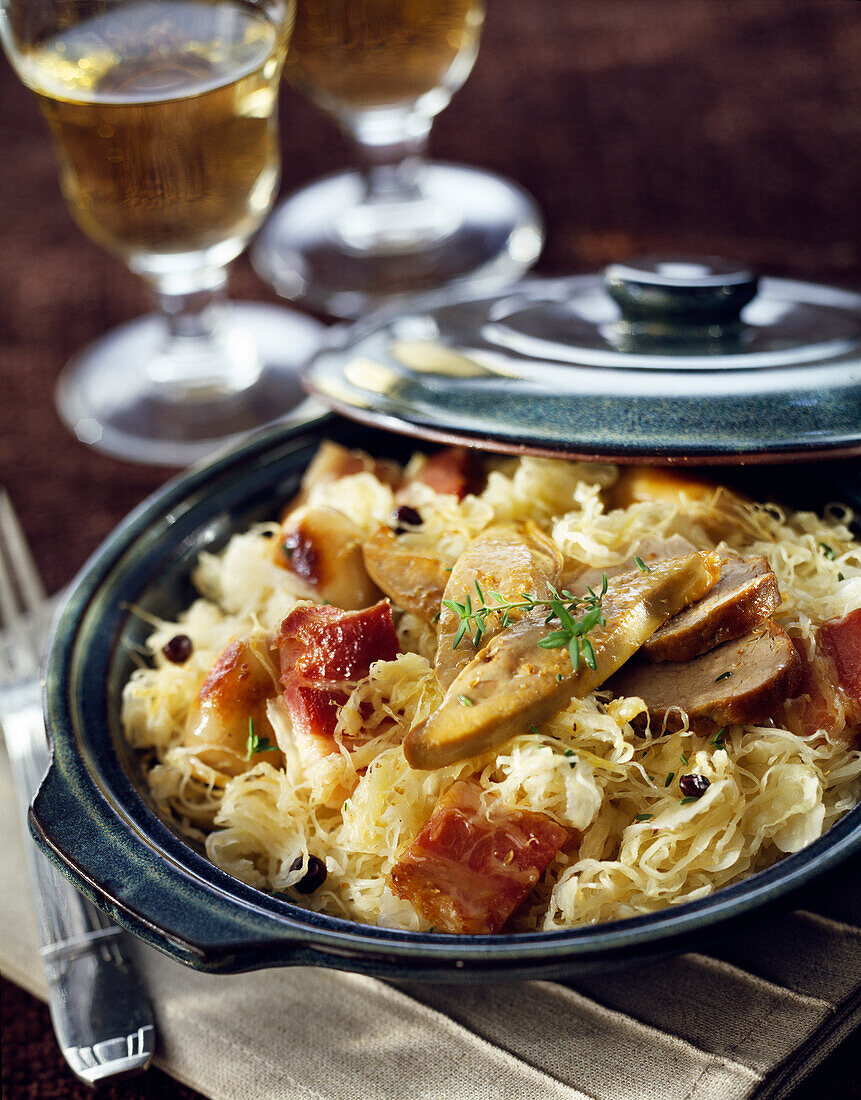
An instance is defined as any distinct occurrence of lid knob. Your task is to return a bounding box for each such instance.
[604,256,759,325]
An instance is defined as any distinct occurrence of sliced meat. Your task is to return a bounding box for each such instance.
[563,534,697,595]
[643,554,780,662]
[276,601,400,751]
[388,779,568,934]
[820,609,861,703]
[276,601,400,684]
[405,446,481,500]
[783,636,843,739]
[406,551,721,770]
[184,638,282,775]
[362,526,450,624]
[278,505,382,610]
[609,620,803,727]
[434,522,563,692]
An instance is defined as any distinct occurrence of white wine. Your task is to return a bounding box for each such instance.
[288,0,484,115]
[16,0,289,273]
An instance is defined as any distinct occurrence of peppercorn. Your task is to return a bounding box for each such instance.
[679,773,710,799]
[392,505,422,534]
[162,634,192,664]
[289,854,328,894]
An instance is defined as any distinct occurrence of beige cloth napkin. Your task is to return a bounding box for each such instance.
[2,743,859,1100]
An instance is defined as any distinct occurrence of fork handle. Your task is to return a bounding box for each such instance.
[6,695,156,1085]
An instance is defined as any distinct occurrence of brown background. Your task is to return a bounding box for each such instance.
[1,1,859,1096]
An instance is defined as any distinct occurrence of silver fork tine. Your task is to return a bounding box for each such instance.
[0,490,48,680]
[0,489,155,1085]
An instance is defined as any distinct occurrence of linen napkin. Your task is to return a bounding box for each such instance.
[1,740,859,1100]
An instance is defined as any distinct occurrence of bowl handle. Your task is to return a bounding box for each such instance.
[30,759,324,974]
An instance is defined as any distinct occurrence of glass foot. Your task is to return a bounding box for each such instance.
[55,303,326,467]
[251,163,544,319]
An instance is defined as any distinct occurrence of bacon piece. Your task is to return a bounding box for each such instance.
[410,447,480,500]
[388,780,568,934]
[821,609,861,703]
[276,602,400,750]
[278,601,400,682]
[784,638,840,738]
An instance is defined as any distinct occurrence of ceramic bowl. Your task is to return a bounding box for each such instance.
[32,411,861,979]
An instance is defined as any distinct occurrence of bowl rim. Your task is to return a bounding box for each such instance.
[34,410,861,977]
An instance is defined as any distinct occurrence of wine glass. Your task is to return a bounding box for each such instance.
[1,0,324,466]
[252,0,544,319]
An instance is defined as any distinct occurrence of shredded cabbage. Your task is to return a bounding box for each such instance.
[121,451,861,932]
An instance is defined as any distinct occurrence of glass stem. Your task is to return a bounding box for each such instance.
[146,269,260,400]
[336,111,460,254]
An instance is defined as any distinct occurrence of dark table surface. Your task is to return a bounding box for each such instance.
[1,1,859,1096]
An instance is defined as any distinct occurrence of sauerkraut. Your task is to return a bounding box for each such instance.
[121,446,861,933]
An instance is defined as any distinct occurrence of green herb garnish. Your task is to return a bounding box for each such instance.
[443,578,607,672]
[680,752,689,765]
[820,542,836,560]
[457,694,474,707]
[711,726,727,748]
[634,556,651,573]
[635,813,654,822]
[664,772,675,787]
[246,717,278,758]
[714,671,733,683]
[679,795,699,805]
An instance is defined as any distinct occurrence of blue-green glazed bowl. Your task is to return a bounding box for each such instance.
[32,411,861,979]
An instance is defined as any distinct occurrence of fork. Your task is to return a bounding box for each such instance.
[0,490,156,1085]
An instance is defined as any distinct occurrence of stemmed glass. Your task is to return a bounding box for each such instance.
[252,0,544,319]
[1,0,323,466]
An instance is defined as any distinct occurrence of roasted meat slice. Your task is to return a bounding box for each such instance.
[388,780,568,934]
[406,551,721,770]
[362,526,450,624]
[563,534,697,595]
[643,554,780,662]
[434,522,563,691]
[609,620,803,727]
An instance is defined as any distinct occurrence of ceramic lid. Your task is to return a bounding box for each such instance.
[305,257,861,463]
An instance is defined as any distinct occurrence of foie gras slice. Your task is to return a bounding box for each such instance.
[405,551,721,770]
[433,522,563,692]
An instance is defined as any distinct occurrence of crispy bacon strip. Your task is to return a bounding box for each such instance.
[276,602,400,749]
[388,780,568,934]
[785,638,840,738]
[821,609,861,704]
[409,447,480,500]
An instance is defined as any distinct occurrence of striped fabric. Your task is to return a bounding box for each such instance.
[1,747,858,1100]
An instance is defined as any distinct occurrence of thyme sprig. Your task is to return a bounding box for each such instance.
[442,576,607,672]
[246,717,278,759]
